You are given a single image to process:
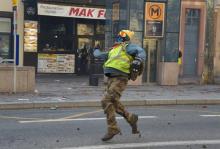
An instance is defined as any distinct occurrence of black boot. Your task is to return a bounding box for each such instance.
[101,128,121,141]
[129,114,140,134]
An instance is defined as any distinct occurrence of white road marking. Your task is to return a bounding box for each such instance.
[18,98,29,101]
[19,116,157,124]
[61,139,220,149]
[200,115,220,117]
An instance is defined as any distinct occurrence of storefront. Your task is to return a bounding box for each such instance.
[0,1,14,60]
[105,0,207,85]
[23,0,106,74]
[0,0,24,66]
[0,12,13,60]
[105,0,181,85]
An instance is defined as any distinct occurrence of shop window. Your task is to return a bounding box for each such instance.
[0,18,11,33]
[95,40,104,50]
[39,16,73,52]
[77,24,94,35]
[0,34,10,59]
[0,17,11,59]
[78,38,93,50]
[96,23,105,35]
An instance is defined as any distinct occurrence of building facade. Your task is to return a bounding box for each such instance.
[0,0,209,85]
[0,0,24,66]
[105,0,207,85]
[22,0,105,74]
[214,0,220,78]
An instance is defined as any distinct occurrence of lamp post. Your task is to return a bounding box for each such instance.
[12,0,17,93]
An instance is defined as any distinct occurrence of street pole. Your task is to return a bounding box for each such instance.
[12,0,17,93]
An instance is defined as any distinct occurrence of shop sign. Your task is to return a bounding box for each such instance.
[38,3,106,20]
[26,7,36,16]
[145,2,165,37]
[24,1,38,20]
[38,54,75,73]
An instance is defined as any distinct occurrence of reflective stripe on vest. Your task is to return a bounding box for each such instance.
[104,43,133,74]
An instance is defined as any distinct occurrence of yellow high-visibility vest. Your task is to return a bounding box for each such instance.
[104,43,134,74]
[178,58,182,65]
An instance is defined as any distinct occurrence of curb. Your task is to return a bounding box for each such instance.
[1,99,220,110]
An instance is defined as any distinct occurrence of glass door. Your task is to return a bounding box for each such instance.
[143,39,158,83]
[76,20,105,75]
[183,9,200,76]
[77,23,94,75]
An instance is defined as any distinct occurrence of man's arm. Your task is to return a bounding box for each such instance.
[126,44,146,61]
[93,49,109,60]
[126,43,146,80]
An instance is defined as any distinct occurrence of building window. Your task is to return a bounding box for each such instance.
[77,24,94,36]
[185,9,200,25]
[39,16,73,52]
[0,17,12,59]
[96,23,105,35]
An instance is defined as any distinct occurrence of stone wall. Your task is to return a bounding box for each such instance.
[0,65,35,93]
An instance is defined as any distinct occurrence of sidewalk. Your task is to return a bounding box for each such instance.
[1,74,220,109]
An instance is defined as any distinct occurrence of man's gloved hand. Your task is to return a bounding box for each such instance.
[129,57,144,81]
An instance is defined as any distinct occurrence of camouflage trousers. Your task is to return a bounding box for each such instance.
[101,76,133,133]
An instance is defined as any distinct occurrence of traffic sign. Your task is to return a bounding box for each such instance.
[146,3,165,21]
[12,0,17,6]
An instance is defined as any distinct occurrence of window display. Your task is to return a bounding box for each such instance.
[78,38,92,50]
[0,17,11,59]
[95,40,104,50]
[77,24,94,35]
[0,34,10,59]
[24,21,38,52]
[96,23,105,34]
[39,16,73,52]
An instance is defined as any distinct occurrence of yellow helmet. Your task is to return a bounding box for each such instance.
[118,30,134,41]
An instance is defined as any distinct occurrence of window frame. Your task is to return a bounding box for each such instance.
[0,12,13,59]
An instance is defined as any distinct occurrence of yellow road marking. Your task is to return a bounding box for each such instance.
[0,109,103,121]
[0,115,41,120]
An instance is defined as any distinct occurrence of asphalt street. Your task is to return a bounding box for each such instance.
[1,105,220,149]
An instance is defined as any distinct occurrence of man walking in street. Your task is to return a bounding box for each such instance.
[94,30,146,141]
